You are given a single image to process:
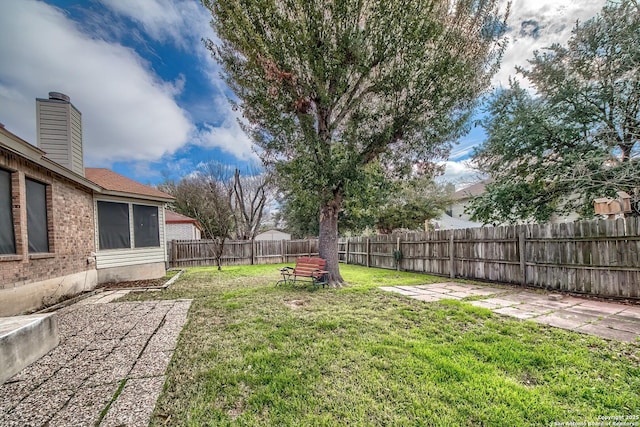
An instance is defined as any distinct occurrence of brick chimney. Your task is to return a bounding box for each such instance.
[36,92,84,177]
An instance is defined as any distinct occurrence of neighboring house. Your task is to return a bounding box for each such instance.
[447,181,488,222]
[430,214,484,230]
[0,92,173,316]
[447,178,580,225]
[165,210,203,241]
[254,229,291,241]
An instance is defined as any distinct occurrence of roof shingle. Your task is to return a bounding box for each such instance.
[85,168,173,200]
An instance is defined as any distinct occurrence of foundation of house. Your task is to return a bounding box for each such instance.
[0,269,98,317]
[97,262,165,284]
[0,313,59,384]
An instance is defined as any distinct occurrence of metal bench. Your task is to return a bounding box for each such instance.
[277,257,329,288]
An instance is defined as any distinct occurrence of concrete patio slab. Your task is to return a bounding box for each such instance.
[479,297,520,308]
[413,284,440,290]
[421,287,454,293]
[447,291,478,298]
[380,282,640,342]
[614,307,640,321]
[468,300,502,310]
[463,288,509,297]
[532,310,599,330]
[412,294,442,302]
[594,317,640,334]
[527,298,584,310]
[438,294,463,300]
[440,284,479,292]
[395,286,427,292]
[576,300,627,315]
[395,286,438,295]
[470,287,510,295]
[384,288,421,296]
[101,376,166,427]
[0,296,192,426]
[576,323,639,343]
[493,306,541,320]
[47,383,118,426]
[517,304,553,316]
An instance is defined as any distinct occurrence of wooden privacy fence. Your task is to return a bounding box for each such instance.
[338,218,640,299]
[168,239,319,268]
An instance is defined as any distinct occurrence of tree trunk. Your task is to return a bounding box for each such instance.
[318,194,344,286]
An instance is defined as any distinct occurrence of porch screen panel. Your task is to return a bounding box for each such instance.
[97,201,130,249]
[26,178,49,253]
[133,205,160,248]
[0,169,15,254]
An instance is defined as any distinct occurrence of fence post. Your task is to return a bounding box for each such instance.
[449,234,455,279]
[366,238,371,268]
[171,240,177,268]
[281,240,285,264]
[307,239,311,257]
[519,231,526,284]
[250,240,255,265]
[396,236,401,272]
[345,238,350,265]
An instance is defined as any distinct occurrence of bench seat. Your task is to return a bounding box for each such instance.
[277,257,329,288]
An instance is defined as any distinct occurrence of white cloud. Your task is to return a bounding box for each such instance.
[494,0,607,88]
[437,160,485,189]
[188,95,257,160]
[99,0,214,51]
[99,0,256,160]
[0,0,193,165]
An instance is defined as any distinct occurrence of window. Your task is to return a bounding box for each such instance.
[0,168,15,254]
[26,178,49,253]
[97,201,130,250]
[133,205,160,248]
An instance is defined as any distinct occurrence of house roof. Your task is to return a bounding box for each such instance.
[0,125,100,192]
[165,210,203,231]
[453,180,489,201]
[85,168,174,202]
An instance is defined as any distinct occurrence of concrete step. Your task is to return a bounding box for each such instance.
[0,313,59,384]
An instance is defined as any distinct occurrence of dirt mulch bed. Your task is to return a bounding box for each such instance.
[98,277,168,290]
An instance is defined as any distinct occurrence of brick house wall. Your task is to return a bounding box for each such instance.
[0,150,96,315]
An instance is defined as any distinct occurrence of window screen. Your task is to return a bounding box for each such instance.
[26,178,49,253]
[97,201,131,250]
[133,205,160,248]
[0,169,16,254]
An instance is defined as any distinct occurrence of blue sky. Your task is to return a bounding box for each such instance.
[0,0,606,187]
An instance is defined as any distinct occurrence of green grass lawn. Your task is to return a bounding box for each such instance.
[121,264,640,426]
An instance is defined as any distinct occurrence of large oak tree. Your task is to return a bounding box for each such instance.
[203,0,508,284]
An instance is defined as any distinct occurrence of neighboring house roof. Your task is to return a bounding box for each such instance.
[85,168,174,202]
[165,210,204,231]
[453,180,490,201]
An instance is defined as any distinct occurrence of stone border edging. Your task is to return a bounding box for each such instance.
[35,269,186,313]
[112,269,186,292]
[35,289,104,314]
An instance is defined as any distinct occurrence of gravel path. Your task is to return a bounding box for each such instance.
[0,292,191,426]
